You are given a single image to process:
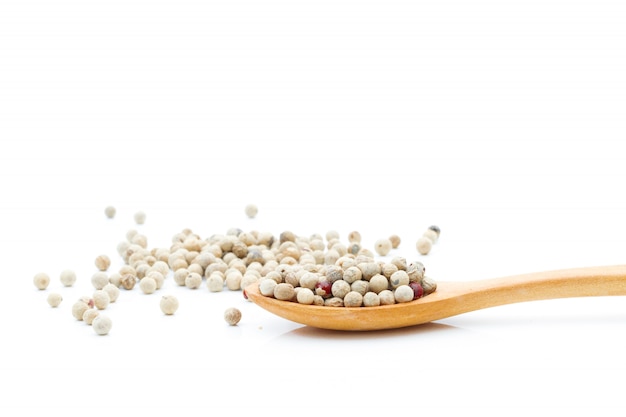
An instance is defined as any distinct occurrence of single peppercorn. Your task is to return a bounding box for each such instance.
[374,238,393,256]
[94,254,111,272]
[160,295,179,315]
[416,237,432,255]
[33,272,50,290]
[92,315,112,335]
[388,234,401,249]
[428,225,440,237]
[59,269,77,287]
[134,211,146,225]
[93,290,110,310]
[82,309,100,325]
[104,206,116,219]
[139,277,157,294]
[245,204,258,218]
[224,307,242,326]
[47,293,63,308]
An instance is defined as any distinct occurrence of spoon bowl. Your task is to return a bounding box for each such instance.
[244,265,626,331]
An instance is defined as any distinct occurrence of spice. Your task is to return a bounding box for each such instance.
[120,273,137,290]
[139,277,157,294]
[224,307,242,326]
[343,291,363,307]
[82,309,100,325]
[388,234,401,249]
[347,231,362,243]
[374,238,392,256]
[422,229,438,244]
[33,272,50,290]
[104,206,116,218]
[95,254,111,272]
[185,272,202,289]
[103,283,120,303]
[92,290,110,310]
[47,293,63,308]
[245,204,258,218]
[394,285,414,303]
[160,295,179,315]
[91,272,109,290]
[59,269,77,287]
[134,211,146,225]
[71,301,90,321]
[416,237,432,255]
[92,315,112,335]
[362,292,380,307]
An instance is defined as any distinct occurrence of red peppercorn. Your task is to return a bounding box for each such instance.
[409,282,424,300]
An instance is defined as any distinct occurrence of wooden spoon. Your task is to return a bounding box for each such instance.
[244,265,626,331]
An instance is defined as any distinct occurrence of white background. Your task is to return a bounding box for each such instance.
[1,0,626,415]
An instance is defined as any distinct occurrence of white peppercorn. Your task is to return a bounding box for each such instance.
[389,234,401,249]
[206,274,224,292]
[94,254,111,272]
[59,269,76,287]
[120,273,137,290]
[91,272,109,290]
[224,307,242,326]
[416,237,432,255]
[104,206,116,218]
[225,270,242,290]
[185,272,202,289]
[71,301,90,321]
[103,283,120,303]
[381,263,398,278]
[368,274,390,294]
[134,211,146,225]
[33,272,50,290]
[357,262,381,281]
[390,256,407,271]
[374,238,392,256]
[296,287,315,304]
[394,285,414,303]
[93,290,110,310]
[407,261,425,282]
[92,315,112,335]
[363,292,381,307]
[423,229,438,244]
[139,277,157,294]
[259,278,278,296]
[298,272,320,290]
[82,309,100,325]
[342,266,362,284]
[421,276,438,295]
[47,293,63,307]
[160,295,179,315]
[331,280,351,299]
[146,271,165,290]
[343,291,363,307]
[274,283,296,301]
[348,231,362,243]
[379,289,396,305]
[350,280,369,296]
[324,297,344,307]
[389,270,410,289]
[108,272,122,287]
[245,204,258,218]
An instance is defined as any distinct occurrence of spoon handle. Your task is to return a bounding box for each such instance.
[445,264,626,314]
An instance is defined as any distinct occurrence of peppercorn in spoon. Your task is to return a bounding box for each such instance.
[244,264,626,331]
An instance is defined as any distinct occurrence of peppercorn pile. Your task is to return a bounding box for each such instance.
[33,205,440,335]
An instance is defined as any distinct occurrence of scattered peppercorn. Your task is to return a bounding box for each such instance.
[134,211,146,225]
[59,269,77,287]
[224,307,242,326]
[160,295,179,315]
[92,315,112,335]
[245,204,258,218]
[47,293,63,308]
[416,237,432,255]
[95,255,111,272]
[33,272,50,290]
[104,206,116,219]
